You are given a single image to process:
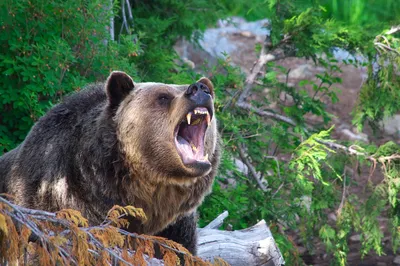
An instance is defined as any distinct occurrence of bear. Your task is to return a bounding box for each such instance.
[0,71,221,254]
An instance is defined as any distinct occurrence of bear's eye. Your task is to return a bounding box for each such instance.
[157,94,172,106]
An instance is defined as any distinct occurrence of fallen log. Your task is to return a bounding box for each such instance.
[198,211,285,266]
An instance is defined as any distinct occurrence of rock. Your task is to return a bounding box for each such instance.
[234,158,248,175]
[340,128,369,142]
[290,64,314,79]
[349,234,361,242]
[331,47,367,63]
[377,262,388,266]
[174,17,270,73]
[174,16,367,80]
[328,213,337,222]
[381,114,400,137]
[182,58,195,69]
[239,31,253,38]
[279,91,294,105]
[394,255,400,265]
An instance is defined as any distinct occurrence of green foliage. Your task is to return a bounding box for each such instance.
[198,1,400,265]
[321,0,400,26]
[353,29,400,131]
[0,0,139,152]
[127,0,225,82]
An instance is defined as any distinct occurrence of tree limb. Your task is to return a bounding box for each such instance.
[237,101,297,126]
[125,0,133,21]
[119,0,130,37]
[238,144,268,191]
[237,36,288,103]
[386,25,400,35]
[233,34,298,127]
[109,0,115,41]
[203,210,229,230]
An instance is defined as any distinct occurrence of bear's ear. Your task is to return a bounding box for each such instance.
[105,71,135,107]
[197,77,214,96]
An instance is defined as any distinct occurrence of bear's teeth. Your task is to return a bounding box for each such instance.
[191,143,198,152]
[194,109,208,115]
[186,113,192,125]
[206,113,211,126]
[204,153,209,161]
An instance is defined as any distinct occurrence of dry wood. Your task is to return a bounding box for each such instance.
[198,219,285,266]
[237,145,268,191]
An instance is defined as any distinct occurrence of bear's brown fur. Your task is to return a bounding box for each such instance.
[0,71,221,254]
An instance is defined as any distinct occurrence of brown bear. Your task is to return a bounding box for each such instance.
[0,71,221,254]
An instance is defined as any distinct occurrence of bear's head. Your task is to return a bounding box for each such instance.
[104,71,219,184]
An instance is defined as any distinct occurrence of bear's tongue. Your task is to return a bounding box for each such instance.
[175,115,208,164]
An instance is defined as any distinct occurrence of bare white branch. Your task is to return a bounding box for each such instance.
[386,25,400,35]
[203,210,229,229]
[125,0,133,21]
[237,101,297,126]
[109,0,115,41]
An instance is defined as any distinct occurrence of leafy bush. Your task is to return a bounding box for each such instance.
[0,0,139,152]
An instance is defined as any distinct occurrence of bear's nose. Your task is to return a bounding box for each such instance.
[185,83,212,106]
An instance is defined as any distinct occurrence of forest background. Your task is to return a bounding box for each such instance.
[0,0,399,265]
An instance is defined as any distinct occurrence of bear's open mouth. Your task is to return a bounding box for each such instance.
[174,107,211,165]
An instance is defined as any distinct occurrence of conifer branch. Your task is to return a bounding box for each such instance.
[0,196,215,266]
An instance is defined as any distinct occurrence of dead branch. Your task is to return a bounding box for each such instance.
[237,36,288,104]
[386,25,400,35]
[232,33,299,128]
[374,42,400,55]
[125,0,133,21]
[199,219,285,266]
[109,0,115,41]
[203,210,229,230]
[238,144,268,191]
[237,101,297,126]
[119,0,129,36]
[317,139,400,167]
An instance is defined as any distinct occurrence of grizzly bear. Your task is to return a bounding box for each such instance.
[0,71,221,254]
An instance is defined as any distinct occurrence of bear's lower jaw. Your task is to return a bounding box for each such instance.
[183,160,212,177]
[174,107,211,165]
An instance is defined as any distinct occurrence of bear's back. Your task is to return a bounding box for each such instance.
[1,83,112,210]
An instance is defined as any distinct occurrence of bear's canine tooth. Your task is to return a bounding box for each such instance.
[191,143,198,152]
[206,113,211,126]
[186,113,192,125]
[204,153,209,161]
